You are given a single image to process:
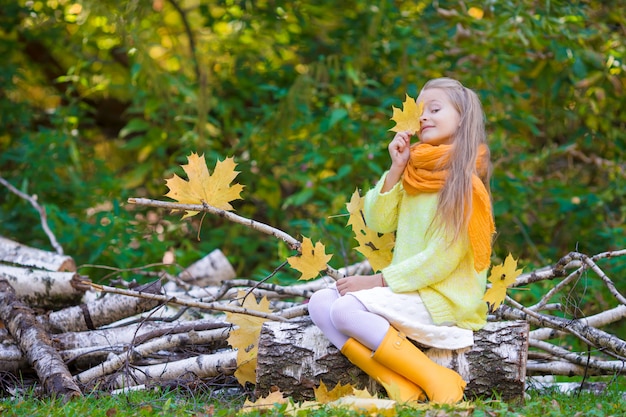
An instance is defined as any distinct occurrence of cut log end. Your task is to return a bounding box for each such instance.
[44,372,83,400]
[177,249,236,287]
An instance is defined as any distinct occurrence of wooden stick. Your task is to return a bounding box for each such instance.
[0,177,64,255]
[84,280,291,322]
[128,197,344,280]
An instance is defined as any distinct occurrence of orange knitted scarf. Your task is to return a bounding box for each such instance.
[402,143,495,272]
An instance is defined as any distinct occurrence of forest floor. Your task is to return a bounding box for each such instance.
[1,376,624,417]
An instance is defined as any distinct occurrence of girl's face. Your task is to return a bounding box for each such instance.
[416,88,460,146]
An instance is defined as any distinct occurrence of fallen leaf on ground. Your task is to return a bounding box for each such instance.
[314,381,355,404]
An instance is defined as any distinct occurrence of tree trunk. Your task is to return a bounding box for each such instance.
[255,318,529,402]
[0,278,82,399]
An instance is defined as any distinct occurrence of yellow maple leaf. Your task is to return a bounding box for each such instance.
[346,189,395,272]
[314,381,355,404]
[345,189,366,231]
[315,382,397,415]
[225,291,272,386]
[389,94,424,134]
[242,389,288,412]
[287,237,332,280]
[242,389,321,415]
[483,253,523,312]
[329,396,397,416]
[164,153,244,218]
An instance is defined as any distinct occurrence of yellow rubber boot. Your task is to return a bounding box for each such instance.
[372,328,466,404]
[341,338,426,403]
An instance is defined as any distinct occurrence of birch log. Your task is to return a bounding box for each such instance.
[39,280,163,333]
[255,318,529,402]
[106,350,238,390]
[0,236,76,272]
[56,318,229,351]
[0,318,231,373]
[0,265,84,309]
[74,327,232,386]
[58,319,231,370]
[0,329,30,373]
[0,278,82,398]
[177,249,237,287]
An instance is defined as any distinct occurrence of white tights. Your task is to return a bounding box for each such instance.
[308,287,390,351]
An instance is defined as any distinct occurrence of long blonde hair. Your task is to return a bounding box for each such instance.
[421,77,492,239]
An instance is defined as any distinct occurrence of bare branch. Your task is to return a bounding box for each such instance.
[530,305,626,341]
[0,176,64,255]
[212,279,316,302]
[526,359,625,376]
[528,267,584,312]
[495,302,626,360]
[581,255,626,305]
[128,197,345,280]
[84,280,290,322]
[529,339,626,373]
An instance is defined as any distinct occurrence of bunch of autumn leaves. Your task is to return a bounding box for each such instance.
[162,94,522,390]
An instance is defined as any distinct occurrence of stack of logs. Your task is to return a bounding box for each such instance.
[1,236,623,402]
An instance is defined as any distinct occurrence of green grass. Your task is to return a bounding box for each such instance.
[1,382,624,417]
[0,384,242,417]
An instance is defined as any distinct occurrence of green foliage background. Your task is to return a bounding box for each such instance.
[1,0,624,316]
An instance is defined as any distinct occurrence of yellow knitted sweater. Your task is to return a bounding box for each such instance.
[364,172,488,331]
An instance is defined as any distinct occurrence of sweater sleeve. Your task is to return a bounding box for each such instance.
[382,230,469,293]
[363,172,403,234]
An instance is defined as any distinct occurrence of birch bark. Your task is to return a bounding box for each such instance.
[0,265,84,309]
[0,236,76,272]
[255,318,530,401]
[0,278,82,398]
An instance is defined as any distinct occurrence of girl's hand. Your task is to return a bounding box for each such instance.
[381,131,413,192]
[336,273,385,296]
[388,131,412,171]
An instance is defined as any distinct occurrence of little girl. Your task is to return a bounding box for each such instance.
[308,77,495,404]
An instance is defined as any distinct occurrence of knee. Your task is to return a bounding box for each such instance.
[329,295,361,333]
[307,288,336,323]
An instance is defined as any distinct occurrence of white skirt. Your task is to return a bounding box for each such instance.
[347,286,474,350]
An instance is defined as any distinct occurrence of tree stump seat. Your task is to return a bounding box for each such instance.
[256,317,529,402]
